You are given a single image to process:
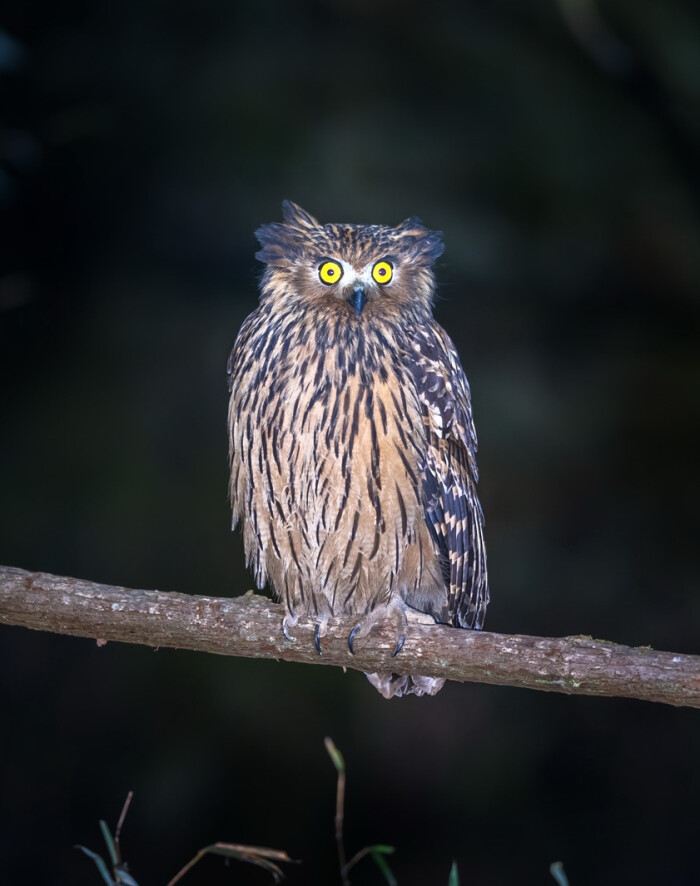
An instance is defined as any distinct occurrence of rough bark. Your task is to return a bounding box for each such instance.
[1,564,698,708]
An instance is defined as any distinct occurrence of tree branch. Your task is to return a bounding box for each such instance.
[1,564,698,708]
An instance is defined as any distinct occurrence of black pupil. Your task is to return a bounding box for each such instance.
[327,267,335,276]
[378,267,386,275]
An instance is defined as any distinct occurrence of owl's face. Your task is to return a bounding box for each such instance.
[254,202,444,322]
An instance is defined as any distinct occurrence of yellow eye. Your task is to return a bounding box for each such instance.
[372,260,393,285]
[318,260,343,285]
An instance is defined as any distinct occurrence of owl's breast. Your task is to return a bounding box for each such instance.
[229,322,444,614]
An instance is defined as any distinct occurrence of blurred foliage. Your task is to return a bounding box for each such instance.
[1,1,699,885]
[75,748,571,886]
[77,793,295,885]
[550,861,570,886]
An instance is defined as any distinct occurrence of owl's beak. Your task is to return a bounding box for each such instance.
[349,284,367,316]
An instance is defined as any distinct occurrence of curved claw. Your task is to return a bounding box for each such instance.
[282,621,296,643]
[348,624,361,655]
[391,635,406,658]
[314,623,323,655]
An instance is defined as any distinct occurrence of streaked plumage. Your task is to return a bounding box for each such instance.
[228,202,488,697]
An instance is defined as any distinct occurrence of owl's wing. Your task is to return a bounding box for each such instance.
[407,320,489,629]
[227,308,261,391]
[226,307,265,535]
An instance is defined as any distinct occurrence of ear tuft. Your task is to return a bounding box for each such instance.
[281,201,319,229]
[254,203,320,266]
[396,217,445,267]
[254,223,293,266]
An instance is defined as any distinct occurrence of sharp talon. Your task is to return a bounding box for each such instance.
[314,623,322,655]
[348,624,361,655]
[392,635,406,658]
[282,623,295,643]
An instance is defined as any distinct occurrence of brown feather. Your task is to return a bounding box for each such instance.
[227,203,488,697]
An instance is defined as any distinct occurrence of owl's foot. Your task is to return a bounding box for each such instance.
[347,624,361,655]
[281,613,299,643]
[283,611,330,653]
[312,614,330,655]
[349,625,407,657]
[347,600,416,657]
[348,602,438,656]
[392,634,406,657]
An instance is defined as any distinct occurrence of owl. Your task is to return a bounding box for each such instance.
[227,202,488,697]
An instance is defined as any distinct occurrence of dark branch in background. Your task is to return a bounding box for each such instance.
[1,565,699,709]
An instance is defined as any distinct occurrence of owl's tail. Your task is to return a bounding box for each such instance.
[365,671,446,698]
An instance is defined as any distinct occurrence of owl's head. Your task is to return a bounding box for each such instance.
[254,201,444,321]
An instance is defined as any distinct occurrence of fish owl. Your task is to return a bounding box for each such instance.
[227,202,488,697]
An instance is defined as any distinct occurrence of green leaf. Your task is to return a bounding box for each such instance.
[448,860,460,886]
[75,845,116,886]
[115,869,140,886]
[99,820,119,867]
[550,861,570,886]
[324,737,345,773]
[370,847,397,886]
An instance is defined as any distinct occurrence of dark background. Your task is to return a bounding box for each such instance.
[1,2,699,884]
